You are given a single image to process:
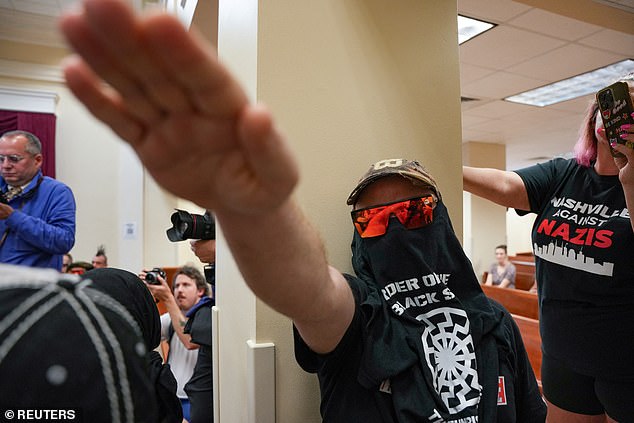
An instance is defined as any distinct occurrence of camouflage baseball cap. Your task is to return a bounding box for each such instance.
[347,158,440,205]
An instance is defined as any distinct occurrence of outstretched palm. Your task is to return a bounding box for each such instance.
[60,0,298,214]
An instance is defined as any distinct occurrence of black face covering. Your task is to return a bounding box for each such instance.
[351,200,504,422]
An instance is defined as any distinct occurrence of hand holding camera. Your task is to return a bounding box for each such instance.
[140,267,172,303]
[144,267,166,285]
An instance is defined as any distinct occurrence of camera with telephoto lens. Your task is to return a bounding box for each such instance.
[166,209,216,242]
[145,267,166,285]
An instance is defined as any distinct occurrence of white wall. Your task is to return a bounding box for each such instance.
[0,69,202,274]
[506,209,536,255]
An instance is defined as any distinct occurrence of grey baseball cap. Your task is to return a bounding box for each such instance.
[346,158,440,205]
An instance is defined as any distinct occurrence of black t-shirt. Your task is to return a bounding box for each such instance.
[515,158,634,378]
[294,275,546,422]
[184,300,213,393]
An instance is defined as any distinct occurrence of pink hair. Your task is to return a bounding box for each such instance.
[573,73,634,167]
[572,100,598,167]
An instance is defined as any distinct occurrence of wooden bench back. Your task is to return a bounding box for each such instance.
[508,254,536,291]
[511,314,542,390]
[481,284,539,320]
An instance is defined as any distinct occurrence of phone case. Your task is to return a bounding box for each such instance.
[596,81,634,156]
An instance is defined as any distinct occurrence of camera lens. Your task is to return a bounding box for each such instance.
[145,272,159,284]
[599,90,614,110]
[144,268,165,285]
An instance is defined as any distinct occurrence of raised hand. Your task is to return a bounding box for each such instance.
[60,0,299,214]
[612,118,634,186]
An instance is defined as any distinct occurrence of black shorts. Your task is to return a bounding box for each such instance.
[542,354,634,422]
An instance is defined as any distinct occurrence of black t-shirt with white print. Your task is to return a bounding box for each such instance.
[293,274,546,423]
[515,158,634,378]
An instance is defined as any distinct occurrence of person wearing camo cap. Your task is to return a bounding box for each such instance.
[59,3,545,421]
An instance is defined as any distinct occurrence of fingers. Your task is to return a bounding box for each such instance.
[236,105,300,206]
[60,3,169,125]
[612,143,634,163]
[141,14,249,117]
[82,1,197,114]
[62,55,146,144]
[611,124,634,169]
[60,0,249,122]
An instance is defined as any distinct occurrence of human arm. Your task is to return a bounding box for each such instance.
[528,281,537,294]
[499,263,516,289]
[611,124,634,233]
[142,270,198,350]
[190,239,216,264]
[463,166,531,210]
[2,183,75,254]
[60,0,354,354]
[498,278,511,289]
[484,272,493,286]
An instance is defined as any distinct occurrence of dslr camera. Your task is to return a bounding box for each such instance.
[145,267,166,285]
[166,209,216,242]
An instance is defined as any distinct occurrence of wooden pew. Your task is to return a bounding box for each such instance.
[512,314,542,390]
[480,283,542,390]
[481,284,539,320]
[508,254,536,291]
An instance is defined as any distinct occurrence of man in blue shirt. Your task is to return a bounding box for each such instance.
[0,130,76,270]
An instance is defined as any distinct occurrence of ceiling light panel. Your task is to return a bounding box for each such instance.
[504,59,634,107]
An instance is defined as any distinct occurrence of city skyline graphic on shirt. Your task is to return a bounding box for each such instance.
[534,240,614,277]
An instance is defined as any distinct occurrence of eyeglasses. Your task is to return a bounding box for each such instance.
[0,154,25,164]
[351,195,436,238]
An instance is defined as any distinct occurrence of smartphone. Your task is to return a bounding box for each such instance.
[596,81,634,156]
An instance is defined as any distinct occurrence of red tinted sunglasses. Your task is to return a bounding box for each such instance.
[351,195,436,238]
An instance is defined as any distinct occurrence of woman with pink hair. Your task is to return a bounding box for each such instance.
[464,74,634,422]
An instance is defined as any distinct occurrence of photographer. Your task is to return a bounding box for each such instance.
[190,238,215,268]
[168,209,217,286]
[190,235,216,289]
[0,130,76,270]
[166,209,216,423]
[141,266,209,423]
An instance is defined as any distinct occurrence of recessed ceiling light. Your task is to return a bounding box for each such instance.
[458,15,496,45]
[505,59,634,107]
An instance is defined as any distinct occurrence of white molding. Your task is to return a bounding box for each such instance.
[246,340,275,423]
[0,87,58,114]
[0,59,64,83]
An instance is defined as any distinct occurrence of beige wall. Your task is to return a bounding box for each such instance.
[462,141,507,277]
[255,0,463,421]
[507,209,535,255]
[0,43,201,272]
[462,141,536,273]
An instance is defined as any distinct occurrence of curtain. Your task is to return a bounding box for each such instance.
[0,110,56,178]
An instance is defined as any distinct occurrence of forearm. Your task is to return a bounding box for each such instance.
[217,198,342,318]
[164,297,197,350]
[6,211,75,253]
[215,197,354,352]
[463,166,530,210]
